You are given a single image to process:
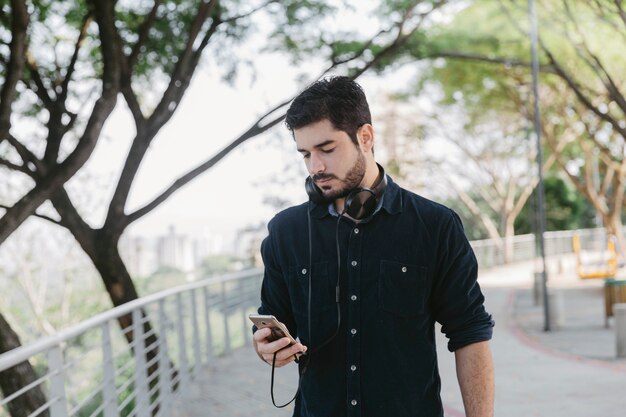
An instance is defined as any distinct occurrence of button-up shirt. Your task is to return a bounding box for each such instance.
[257,176,494,417]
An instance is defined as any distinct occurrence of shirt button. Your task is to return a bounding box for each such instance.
[351,261,358,267]
[401,266,407,273]
[350,295,357,301]
[351,328,357,335]
[301,268,307,275]
[350,365,357,371]
[354,228,359,234]
[351,400,358,406]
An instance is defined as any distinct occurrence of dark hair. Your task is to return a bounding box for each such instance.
[285,76,372,144]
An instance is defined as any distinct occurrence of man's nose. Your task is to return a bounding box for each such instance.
[308,153,325,174]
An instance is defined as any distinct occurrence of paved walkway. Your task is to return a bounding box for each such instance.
[174,258,626,416]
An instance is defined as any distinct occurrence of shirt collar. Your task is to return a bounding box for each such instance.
[308,174,403,219]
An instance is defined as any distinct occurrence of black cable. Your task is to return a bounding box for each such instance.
[268,204,344,409]
[270,352,300,408]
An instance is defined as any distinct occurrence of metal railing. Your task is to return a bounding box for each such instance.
[470,227,612,269]
[0,269,263,417]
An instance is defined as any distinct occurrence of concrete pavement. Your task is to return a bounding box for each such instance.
[174,258,626,416]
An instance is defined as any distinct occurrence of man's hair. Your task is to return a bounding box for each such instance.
[285,76,372,144]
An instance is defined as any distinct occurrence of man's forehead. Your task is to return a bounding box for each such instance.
[294,124,350,151]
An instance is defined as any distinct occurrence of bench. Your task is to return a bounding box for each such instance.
[572,233,618,280]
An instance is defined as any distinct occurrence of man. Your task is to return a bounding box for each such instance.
[253,76,495,417]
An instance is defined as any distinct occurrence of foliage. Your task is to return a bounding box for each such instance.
[515,175,596,234]
[200,254,240,276]
[397,0,626,244]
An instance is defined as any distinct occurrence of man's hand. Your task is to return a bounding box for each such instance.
[253,327,307,367]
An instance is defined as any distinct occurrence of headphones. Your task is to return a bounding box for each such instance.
[304,163,387,220]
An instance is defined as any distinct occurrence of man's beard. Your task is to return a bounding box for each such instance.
[314,150,366,201]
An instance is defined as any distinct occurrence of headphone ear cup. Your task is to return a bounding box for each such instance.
[305,177,327,204]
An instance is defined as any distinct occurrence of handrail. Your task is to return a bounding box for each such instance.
[0,268,264,417]
[0,268,261,372]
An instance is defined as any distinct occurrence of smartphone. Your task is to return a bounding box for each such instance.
[249,314,297,345]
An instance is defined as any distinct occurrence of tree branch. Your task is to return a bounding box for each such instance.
[25,51,55,109]
[0,0,28,141]
[561,0,626,115]
[125,99,291,224]
[148,3,222,130]
[59,13,93,103]
[6,132,44,172]
[447,175,503,243]
[0,0,121,245]
[543,48,626,139]
[103,1,222,229]
[221,0,276,24]
[427,51,557,74]
[127,0,163,71]
[0,157,31,175]
[111,0,448,228]
[350,0,449,79]
[0,204,61,225]
[615,0,626,28]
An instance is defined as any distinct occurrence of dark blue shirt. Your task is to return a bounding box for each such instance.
[258,176,494,417]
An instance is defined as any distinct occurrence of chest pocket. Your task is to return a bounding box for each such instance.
[290,261,333,317]
[379,260,428,317]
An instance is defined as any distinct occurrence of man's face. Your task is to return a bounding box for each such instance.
[295,119,366,200]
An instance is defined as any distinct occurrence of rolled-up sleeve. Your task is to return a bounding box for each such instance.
[431,210,494,352]
[256,218,298,337]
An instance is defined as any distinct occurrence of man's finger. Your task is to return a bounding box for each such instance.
[258,337,292,355]
[275,343,306,361]
[253,327,272,342]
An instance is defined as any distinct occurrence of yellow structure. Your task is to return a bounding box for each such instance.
[571,233,618,279]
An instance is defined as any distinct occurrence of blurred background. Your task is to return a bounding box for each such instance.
[1,0,625,416]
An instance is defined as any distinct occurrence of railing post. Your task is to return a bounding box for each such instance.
[47,346,68,417]
[190,289,202,373]
[101,322,120,417]
[239,278,250,346]
[203,286,214,362]
[158,300,173,416]
[176,292,190,390]
[132,309,150,417]
[221,281,231,355]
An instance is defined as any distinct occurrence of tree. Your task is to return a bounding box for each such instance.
[397,0,626,255]
[515,175,596,234]
[0,1,452,413]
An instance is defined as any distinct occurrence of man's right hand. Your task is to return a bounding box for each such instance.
[253,327,307,368]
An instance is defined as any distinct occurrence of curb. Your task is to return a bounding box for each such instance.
[506,289,626,374]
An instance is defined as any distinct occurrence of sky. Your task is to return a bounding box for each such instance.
[72,50,427,248]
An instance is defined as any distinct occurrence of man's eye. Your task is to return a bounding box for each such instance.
[322,148,335,154]
[302,153,310,159]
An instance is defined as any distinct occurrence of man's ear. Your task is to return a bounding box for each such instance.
[357,124,374,153]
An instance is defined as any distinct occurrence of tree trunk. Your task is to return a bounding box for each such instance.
[51,189,178,404]
[0,312,49,417]
[504,217,515,264]
[606,215,626,259]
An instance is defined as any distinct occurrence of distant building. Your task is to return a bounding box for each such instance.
[120,226,232,278]
[233,224,266,267]
[119,235,158,278]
